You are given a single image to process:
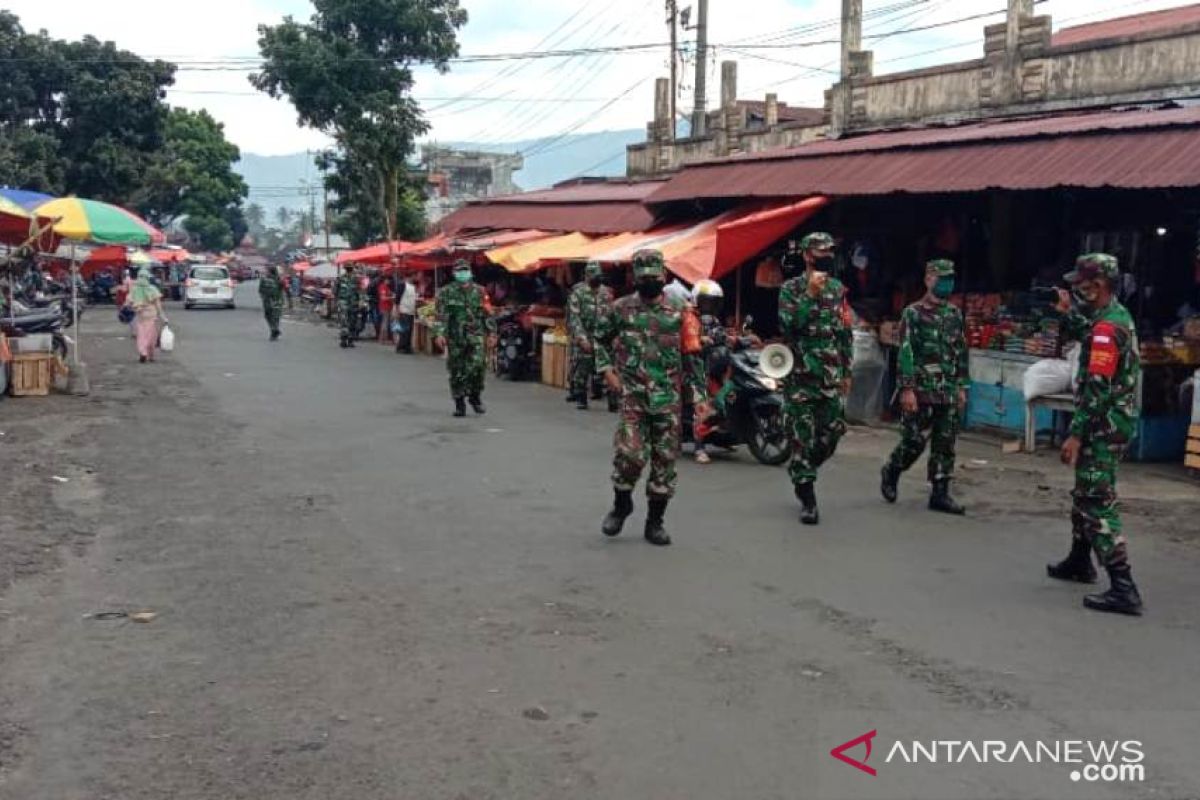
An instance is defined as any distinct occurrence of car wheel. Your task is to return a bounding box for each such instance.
[185,302,194,310]
[228,303,236,310]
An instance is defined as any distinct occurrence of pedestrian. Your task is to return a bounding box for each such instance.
[126,269,166,363]
[378,274,395,343]
[258,265,287,341]
[595,249,710,547]
[393,272,417,354]
[779,232,853,525]
[335,264,363,349]
[290,271,301,308]
[566,261,617,411]
[367,273,383,339]
[433,260,496,417]
[1046,253,1144,616]
[880,259,968,514]
[284,267,295,311]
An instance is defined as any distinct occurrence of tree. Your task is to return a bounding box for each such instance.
[136,108,248,251]
[251,0,466,245]
[245,203,266,235]
[276,207,293,229]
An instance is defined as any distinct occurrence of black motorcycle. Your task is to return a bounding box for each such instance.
[685,345,791,466]
[2,299,70,359]
[494,308,534,381]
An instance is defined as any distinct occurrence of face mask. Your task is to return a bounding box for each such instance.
[1072,284,1100,308]
[812,255,835,272]
[588,277,602,288]
[932,277,955,299]
[454,270,471,284]
[636,280,664,300]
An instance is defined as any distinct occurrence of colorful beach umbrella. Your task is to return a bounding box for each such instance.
[0,188,56,212]
[0,193,59,249]
[34,197,165,246]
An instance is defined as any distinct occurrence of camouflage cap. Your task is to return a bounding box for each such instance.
[1064,253,1119,284]
[453,258,471,271]
[799,232,835,252]
[584,261,603,278]
[926,259,955,277]
[632,249,666,279]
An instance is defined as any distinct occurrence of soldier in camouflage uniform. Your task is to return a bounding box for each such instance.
[566,261,617,412]
[258,265,287,341]
[880,260,968,514]
[335,264,365,349]
[433,260,497,417]
[778,232,853,525]
[1046,253,1144,616]
[595,249,709,546]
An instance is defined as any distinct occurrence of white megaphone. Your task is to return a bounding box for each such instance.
[759,343,794,379]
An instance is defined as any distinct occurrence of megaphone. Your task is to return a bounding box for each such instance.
[760,343,794,379]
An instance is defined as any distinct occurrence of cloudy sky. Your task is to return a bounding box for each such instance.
[2,0,1188,158]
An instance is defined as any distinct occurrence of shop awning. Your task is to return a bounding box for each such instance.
[578,196,829,283]
[438,181,665,235]
[648,106,1200,206]
[336,240,415,266]
[486,232,596,274]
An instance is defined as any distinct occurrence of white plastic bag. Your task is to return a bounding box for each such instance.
[159,323,176,352]
[1023,358,1071,401]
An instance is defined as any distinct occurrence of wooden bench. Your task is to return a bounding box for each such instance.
[1024,392,1076,453]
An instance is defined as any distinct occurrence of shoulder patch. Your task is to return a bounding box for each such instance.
[1087,321,1119,379]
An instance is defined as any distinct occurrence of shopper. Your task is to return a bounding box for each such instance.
[393,273,417,354]
[126,269,166,363]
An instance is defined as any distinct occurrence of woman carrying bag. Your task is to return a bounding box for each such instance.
[126,270,166,363]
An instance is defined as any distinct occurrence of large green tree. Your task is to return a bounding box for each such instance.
[136,108,249,251]
[316,147,426,248]
[250,0,465,245]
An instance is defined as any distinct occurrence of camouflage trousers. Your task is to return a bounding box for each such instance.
[1072,437,1127,568]
[886,403,959,482]
[785,392,847,486]
[263,304,283,335]
[568,343,601,398]
[337,302,358,340]
[612,403,682,499]
[447,336,487,399]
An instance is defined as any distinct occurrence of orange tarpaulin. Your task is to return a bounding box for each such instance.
[149,248,190,263]
[486,232,596,274]
[335,240,415,265]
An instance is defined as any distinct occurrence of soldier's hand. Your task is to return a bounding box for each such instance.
[1060,435,1082,467]
[958,388,968,410]
[435,336,447,352]
[1053,288,1072,313]
[604,369,622,395]
[487,335,498,350]
[900,388,918,414]
[579,339,593,354]
[840,377,853,398]
[807,271,828,298]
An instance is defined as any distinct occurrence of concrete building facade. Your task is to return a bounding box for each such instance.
[421,146,525,225]
[627,0,1200,178]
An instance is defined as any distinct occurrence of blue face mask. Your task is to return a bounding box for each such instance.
[454,270,471,284]
[932,276,955,299]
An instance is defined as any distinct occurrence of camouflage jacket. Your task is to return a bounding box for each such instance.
[1061,299,1140,442]
[335,275,364,307]
[595,293,708,413]
[258,276,286,309]
[778,274,853,397]
[432,281,495,342]
[896,297,969,404]
[566,282,614,344]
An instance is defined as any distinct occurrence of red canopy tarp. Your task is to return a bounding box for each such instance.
[149,248,190,263]
[335,240,415,266]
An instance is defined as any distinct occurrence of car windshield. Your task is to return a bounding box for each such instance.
[192,267,228,281]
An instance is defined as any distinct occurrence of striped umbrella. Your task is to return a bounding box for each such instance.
[0,193,58,249]
[34,197,164,246]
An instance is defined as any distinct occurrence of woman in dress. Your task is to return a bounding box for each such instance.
[126,270,166,363]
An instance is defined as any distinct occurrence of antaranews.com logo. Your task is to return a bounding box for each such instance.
[830,730,1146,784]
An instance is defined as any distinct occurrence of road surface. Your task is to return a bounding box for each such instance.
[1,283,1198,800]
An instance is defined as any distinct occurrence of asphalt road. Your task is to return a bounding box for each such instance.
[2,282,1198,800]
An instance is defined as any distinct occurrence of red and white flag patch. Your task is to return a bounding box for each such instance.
[1087,322,1119,378]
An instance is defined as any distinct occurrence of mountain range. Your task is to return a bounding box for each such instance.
[236,129,645,216]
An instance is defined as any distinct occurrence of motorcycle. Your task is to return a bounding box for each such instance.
[1,299,70,359]
[494,307,535,380]
[684,322,791,466]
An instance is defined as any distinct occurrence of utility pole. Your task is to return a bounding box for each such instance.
[667,0,678,141]
[691,0,709,138]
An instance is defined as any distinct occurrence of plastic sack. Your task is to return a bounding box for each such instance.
[1023,358,1071,401]
[158,324,176,352]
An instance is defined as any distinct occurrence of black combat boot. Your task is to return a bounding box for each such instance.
[590,381,604,401]
[453,397,467,418]
[1083,565,1143,616]
[1046,538,1098,584]
[565,391,579,403]
[644,496,671,546]
[576,396,589,411]
[601,490,634,537]
[929,479,965,515]
[607,393,620,413]
[339,336,349,349]
[469,394,486,415]
[270,329,281,341]
[881,463,900,503]
[796,482,819,526]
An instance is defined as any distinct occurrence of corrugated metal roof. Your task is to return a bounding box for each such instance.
[648,106,1200,205]
[437,180,665,234]
[1052,3,1200,47]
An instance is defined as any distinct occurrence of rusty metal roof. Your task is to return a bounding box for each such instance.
[438,180,664,234]
[647,106,1200,206]
[1052,3,1200,47]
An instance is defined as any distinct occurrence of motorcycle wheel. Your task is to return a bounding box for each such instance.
[746,407,791,466]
